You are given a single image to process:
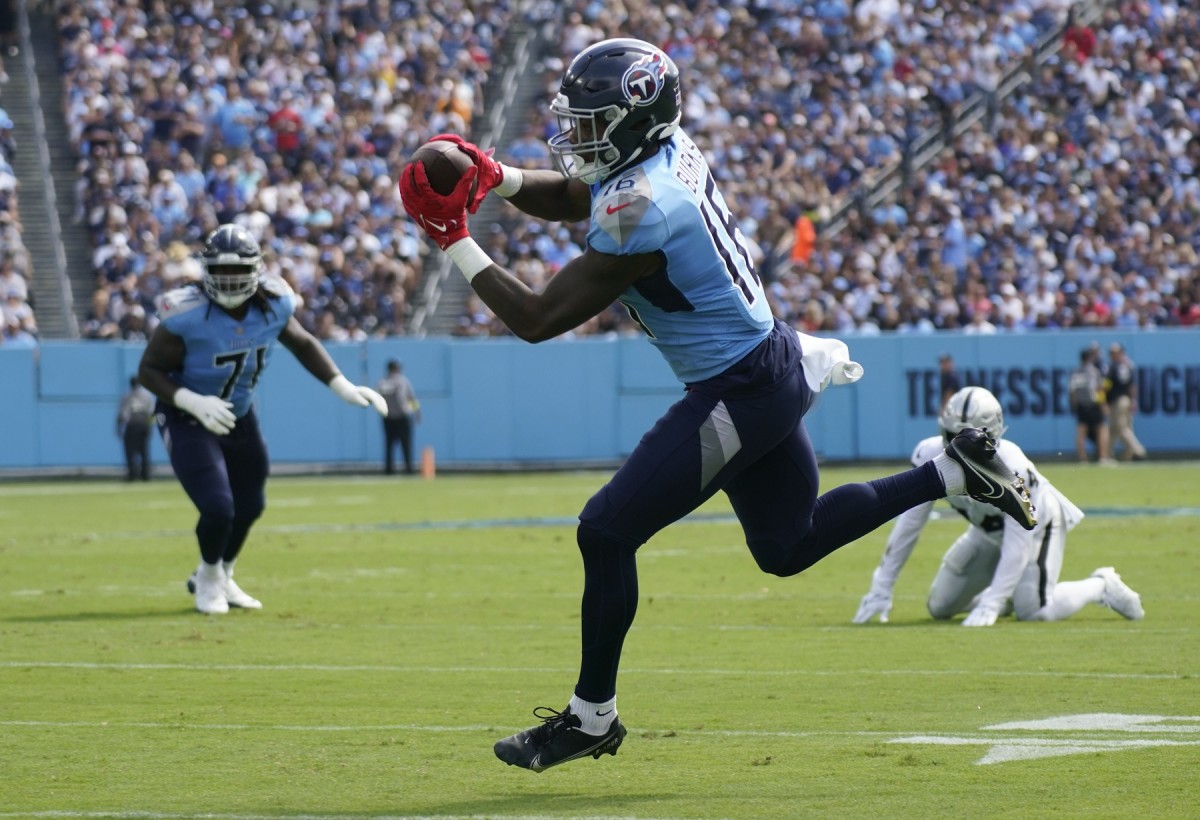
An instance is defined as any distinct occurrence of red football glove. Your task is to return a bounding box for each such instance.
[399,159,477,251]
[430,133,504,213]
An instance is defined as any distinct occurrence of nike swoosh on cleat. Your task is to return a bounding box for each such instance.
[962,460,1005,499]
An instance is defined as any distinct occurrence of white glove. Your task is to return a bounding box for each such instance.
[174,387,236,435]
[963,602,1002,627]
[328,374,388,417]
[853,588,893,624]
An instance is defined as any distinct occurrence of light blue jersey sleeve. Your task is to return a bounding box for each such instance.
[587,131,774,384]
[156,279,297,417]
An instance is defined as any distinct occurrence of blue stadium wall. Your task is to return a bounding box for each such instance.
[2,330,1198,471]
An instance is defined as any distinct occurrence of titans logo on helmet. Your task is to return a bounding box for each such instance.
[622,53,668,107]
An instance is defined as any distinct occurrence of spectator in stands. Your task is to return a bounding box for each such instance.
[2,313,36,347]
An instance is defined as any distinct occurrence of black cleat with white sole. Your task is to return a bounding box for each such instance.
[944,427,1037,530]
[494,706,627,772]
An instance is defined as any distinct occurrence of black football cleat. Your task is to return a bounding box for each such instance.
[944,427,1037,530]
[494,706,627,772]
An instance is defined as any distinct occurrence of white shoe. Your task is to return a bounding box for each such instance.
[1091,567,1144,620]
[194,566,229,615]
[222,573,262,609]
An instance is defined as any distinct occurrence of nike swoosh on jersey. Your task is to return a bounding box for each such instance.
[605,202,632,215]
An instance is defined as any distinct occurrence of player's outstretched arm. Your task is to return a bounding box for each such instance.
[853,501,935,624]
[279,318,387,416]
[471,246,660,342]
[500,169,592,223]
[401,160,659,342]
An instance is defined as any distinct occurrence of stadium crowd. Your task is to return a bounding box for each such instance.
[59,0,511,340]
[466,0,1200,335]
[31,0,1200,342]
[0,100,39,348]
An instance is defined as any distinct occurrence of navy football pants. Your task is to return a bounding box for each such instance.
[157,405,269,566]
[574,358,944,702]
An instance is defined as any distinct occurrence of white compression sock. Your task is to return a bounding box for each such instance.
[568,693,617,735]
[932,452,966,496]
[197,561,223,583]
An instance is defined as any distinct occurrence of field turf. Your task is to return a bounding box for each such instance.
[1,462,1197,819]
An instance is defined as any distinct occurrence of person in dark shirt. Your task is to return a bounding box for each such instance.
[116,376,155,481]
[1105,343,1147,460]
[939,353,962,409]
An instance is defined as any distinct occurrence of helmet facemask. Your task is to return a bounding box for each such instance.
[203,262,260,309]
[549,97,630,184]
[200,224,263,309]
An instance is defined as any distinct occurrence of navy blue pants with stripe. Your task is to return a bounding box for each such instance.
[574,321,945,702]
[157,404,269,567]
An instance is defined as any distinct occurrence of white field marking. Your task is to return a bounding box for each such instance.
[892,734,1200,764]
[0,661,1190,680]
[986,714,1200,732]
[0,813,703,820]
[134,500,198,510]
[0,719,910,739]
[268,496,374,508]
[893,713,1200,764]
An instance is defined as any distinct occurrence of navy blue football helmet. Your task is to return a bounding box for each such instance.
[548,38,682,184]
[200,224,262,309]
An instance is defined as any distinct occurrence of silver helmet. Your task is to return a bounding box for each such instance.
[940,386,1008,440]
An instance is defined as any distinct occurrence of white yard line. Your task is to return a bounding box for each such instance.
[0,660,1188,680]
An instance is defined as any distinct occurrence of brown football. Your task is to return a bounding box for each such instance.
[409,139,476,197]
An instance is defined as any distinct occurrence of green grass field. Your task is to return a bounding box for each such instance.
[1,462,1198,819]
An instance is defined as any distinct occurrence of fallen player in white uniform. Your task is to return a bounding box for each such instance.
[854,387,1144,626]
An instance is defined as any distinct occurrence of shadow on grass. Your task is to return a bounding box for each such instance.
[2,606,202,623]
[399,791,683,817]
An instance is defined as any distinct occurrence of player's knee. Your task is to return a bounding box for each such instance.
[193,491,235,522]
[747,536,807,577]
[236,501,266,524]
[926,593,957,620]
[576,521,638,559]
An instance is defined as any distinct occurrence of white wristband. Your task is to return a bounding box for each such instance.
[444,237,493,283]
[493,164,523,198]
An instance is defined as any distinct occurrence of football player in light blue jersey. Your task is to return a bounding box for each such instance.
[400,38,1036,772]
[138,224,387,615]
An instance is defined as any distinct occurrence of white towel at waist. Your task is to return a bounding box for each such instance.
[795,330,865,393]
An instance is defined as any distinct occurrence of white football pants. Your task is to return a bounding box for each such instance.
[926,493,1102,621]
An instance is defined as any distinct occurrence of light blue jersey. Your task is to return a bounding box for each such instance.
[587,130,773,383]
[155,279,297,417]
